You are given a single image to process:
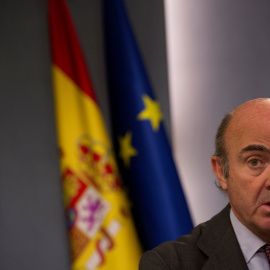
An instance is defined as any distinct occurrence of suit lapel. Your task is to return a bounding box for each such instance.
[201,224,248,270]
[197,204,248,270]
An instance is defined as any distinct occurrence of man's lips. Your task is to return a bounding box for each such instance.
[261,202,270,211]
[257,201,270,215]
[262,201,270,205]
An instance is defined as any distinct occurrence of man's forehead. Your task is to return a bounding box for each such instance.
[228,99,270,130]
[223,99,270,151]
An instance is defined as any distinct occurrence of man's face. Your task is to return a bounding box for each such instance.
[212,100,270,242]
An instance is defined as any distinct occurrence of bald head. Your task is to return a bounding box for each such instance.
[226,98,270,143]
[214,98,270,180]
[232,98,270,114]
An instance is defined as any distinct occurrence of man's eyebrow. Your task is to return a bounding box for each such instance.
[239,144,270,155]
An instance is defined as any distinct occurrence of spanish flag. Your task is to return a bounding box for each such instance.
[48,0,142,269]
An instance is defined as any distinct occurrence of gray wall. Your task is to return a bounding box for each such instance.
[164,0,270,225]
[0,0,169,269]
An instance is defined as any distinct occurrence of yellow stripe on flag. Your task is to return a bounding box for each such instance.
[53,66,111,171]
[52,64,142,270]
[49,0,142,267]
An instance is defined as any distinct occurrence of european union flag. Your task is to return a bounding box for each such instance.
[104,0,193,250]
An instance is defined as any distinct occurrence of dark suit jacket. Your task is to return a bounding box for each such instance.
[139,205,248,269]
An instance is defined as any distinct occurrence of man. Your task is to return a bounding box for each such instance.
[139,98,270,269]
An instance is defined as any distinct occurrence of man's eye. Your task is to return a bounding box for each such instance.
[249,159,260,166]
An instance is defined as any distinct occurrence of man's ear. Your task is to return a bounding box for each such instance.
[211,155,228,191]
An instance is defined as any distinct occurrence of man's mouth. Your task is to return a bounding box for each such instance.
[262,202,270,206]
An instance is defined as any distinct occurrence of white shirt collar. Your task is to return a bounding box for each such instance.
[230,209,266,263]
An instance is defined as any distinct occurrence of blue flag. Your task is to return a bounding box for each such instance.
[104,0,193,250]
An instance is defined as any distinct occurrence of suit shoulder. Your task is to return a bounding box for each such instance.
[139,205,231,269]
[139,223,208,269]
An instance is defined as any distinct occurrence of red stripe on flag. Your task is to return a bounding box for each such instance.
[48,0,97,102]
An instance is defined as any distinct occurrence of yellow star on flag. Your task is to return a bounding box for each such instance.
[118,132,138,167]
[137,94,163,131]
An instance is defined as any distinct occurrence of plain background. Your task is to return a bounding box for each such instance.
[165,0,270,225]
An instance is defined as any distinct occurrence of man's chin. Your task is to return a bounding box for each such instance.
[254,219,270,240]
